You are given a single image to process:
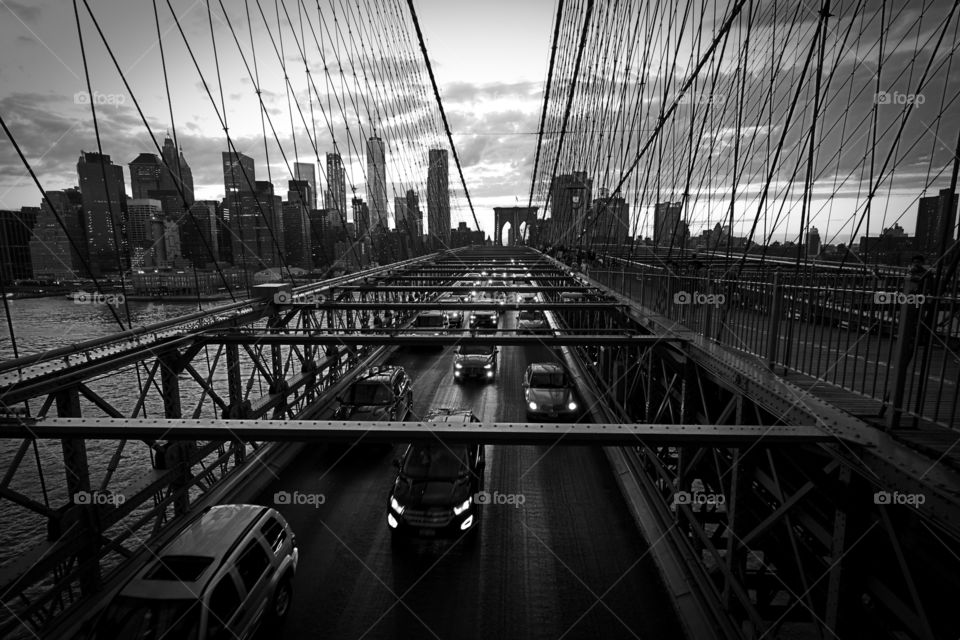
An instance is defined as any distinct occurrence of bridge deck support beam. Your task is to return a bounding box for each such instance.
[55,387,100,596]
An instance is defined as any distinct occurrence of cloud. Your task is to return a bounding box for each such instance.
[443,80,541,104]
[1,1,42,24]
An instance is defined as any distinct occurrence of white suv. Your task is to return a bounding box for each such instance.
[90,504,298,639]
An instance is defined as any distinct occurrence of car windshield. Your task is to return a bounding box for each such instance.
[414,315,445,327]
[529,372,568,388]
[518,311,542,320]
[347,382,393,405]
[94,596,201,640]
[402,445,469,479]
[459,345,493,356]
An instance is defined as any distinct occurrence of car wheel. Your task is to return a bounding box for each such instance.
[270,577,293,621]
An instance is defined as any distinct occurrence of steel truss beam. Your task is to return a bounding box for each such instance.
[201,333,676,346]
[281,301,622,310]
[0,418,838,445]
[327,285,597,292]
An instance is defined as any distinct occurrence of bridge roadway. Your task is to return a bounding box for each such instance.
[252,310,685,639]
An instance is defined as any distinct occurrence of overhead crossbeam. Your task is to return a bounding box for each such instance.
[0,418,845,445]
[281,302,621,311]
[328,285,596,293]
[200,333,678,346]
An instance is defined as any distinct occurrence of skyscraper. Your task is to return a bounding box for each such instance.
[653,201,684,248]
[294,162,317,209]
[77,151,128,273]
[222,151,255,196]
[325,153,347,223]
[287,180,312,209]
[129,153,163,200]
[282,201,312,269]
[806,227,821,258]
[284,180,312,270]
[427,149,449,244]
[159,136,194,205]
[182,201,220,267]
[0,208,37,283]
[916,188,958,257]
[394,196,408,233]
[366,137,387,230]
[352,197,370,240]
[588,193,630,245]
[127,198,164,267]
[29,189,87,279]
[231,181,284,270]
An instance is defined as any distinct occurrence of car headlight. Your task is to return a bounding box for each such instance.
[455,362,463,369]
[484,363,493,369]
[528,401,538,411]
[453,498,471,516]
[390,496,405,514]
[567,401,578,411]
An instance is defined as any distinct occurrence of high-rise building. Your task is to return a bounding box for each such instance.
[181,201,220,267]
[287,180,313,209]
[129,153,163,200]
[366,136,387,230]
[352,197,370,240]
[427,149,449,245]
[806,226,821,258]
[282,199,312,270]
[231,181,284,270]
[307,209,336,268]
[0,208,37,283]
[161,218,183,265]
[589,194,630,244]
[653,201,684,248]
[29,189,86,279]
[126,198,164,267]
[394,196,408,233]
[159,136,194,205]
[294,162,317,209]
[916,188,958,257]
[215,200,233,265]
[131,139,195,212]
[548,172,592,243]
[77,151,128,274]
[405,189,421,235]
[222,151,255,196]
[325,153,347,222]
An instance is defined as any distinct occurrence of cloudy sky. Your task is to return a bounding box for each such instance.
[1,0,959,248]
[0,0,554,241]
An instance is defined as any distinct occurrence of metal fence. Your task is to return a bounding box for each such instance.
[591,258,960,431]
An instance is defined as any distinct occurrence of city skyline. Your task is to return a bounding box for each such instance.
[2,1,959,248]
